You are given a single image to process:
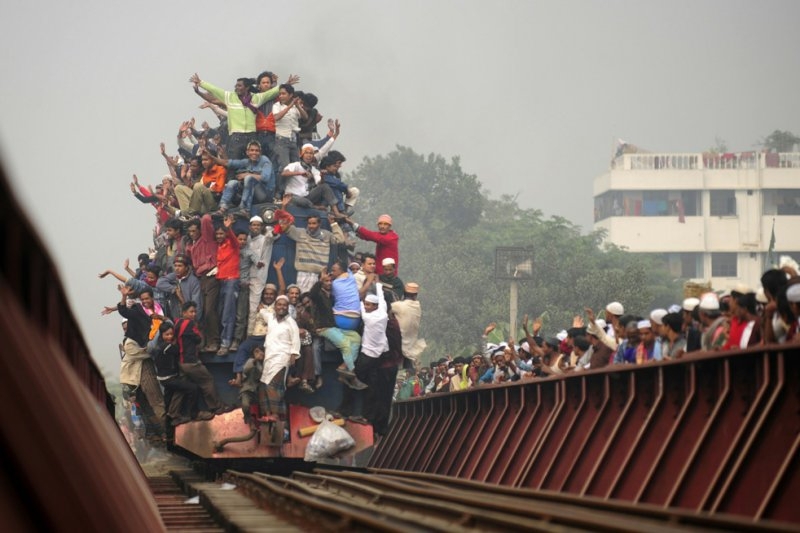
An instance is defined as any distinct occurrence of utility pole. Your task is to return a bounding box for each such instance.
[494,247,534,339]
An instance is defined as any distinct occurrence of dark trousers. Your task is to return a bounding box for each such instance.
[227,132,257,161]
[234,284,250,343]
[291,343,316,381]
[180,362,221,411]
[162,376,200,419]
[355,353,395,435]
[139,358,166,433]
[199,275,220,347]
[374,365,398,436]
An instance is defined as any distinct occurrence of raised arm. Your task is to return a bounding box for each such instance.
[359,272,378,301]
[329,218,345,244]
[585,307,618,350]
[98,269,128,283]
[207,150,230,168]
[160,143,179,180]
[190,73,226,102]
[521,314,545,357]
[273,257,287,295]
[272,97,296,122]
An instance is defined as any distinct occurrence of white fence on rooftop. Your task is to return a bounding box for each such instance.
[617,151,800,171]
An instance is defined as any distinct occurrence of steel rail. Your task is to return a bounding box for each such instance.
[288,471,573,532]
[366,468,797,532]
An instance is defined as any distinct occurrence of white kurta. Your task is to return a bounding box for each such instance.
[360,283,389,358]
[390,299,427,364]
[261,314,300,384]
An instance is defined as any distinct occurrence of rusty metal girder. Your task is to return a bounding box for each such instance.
[371,347,800,524]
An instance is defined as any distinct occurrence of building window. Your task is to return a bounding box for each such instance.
[766,251,800,269]
[710,190,736,216]
[663,252,703,278]
[680,253,703,278]
[764,189,800,215]
[711,253,737,277]
[680,191,701,216]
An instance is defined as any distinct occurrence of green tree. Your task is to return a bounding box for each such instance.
[348,146,484,242]
[761,130,800,152]
[347,147,682,365]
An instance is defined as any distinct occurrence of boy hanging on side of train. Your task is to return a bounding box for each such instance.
[240,345,265,429]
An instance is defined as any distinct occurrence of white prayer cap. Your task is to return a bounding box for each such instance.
[699,293,720,311]
[605,301,624,315]
[668,304,682,314]
[650,309,668,325]
[556,330,568,342]
[365,294,380,304]
[250,215,264,224]
[731,283,753,296]
[637,319,652,330]
[756,288,768,304]
[682,297,700,311]
[595,318,607,330]
[787,284,800,303]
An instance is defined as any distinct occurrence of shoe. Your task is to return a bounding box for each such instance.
[216,345,229,356]
[348,377,369,390]
[336,366,355,378]
[171,416,192,426]
[229,340,240,352]
[196,411,215,421]
[204,343,220,353]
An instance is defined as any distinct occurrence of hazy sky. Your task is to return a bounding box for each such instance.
[1,0,798,374]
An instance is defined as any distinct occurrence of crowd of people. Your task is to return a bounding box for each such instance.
[102,69,425,444]
[395,260,800,399]
[101,68,800,449]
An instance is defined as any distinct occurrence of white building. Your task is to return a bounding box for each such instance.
[593,150,800,290]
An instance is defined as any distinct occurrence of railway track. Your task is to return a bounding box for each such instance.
[155,466,796,532]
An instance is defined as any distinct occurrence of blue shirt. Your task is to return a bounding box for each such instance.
[322,171,348,211]
[228,155,273,182]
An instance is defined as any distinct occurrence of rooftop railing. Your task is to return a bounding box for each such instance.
[615,151,800,171]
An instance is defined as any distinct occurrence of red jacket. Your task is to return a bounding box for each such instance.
[356,226,399,275]
[216,228,240,280]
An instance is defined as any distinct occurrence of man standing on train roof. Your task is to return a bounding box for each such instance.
[346,214,399,275]
[189,72,299,160]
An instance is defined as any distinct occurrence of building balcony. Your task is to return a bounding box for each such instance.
[616,151,800,171]
[596,215,752,253]
[595,152,800,195]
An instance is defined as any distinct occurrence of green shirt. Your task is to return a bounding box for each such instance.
[200,81,279,134]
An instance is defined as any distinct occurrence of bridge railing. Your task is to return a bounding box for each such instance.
[371,345,800,524]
